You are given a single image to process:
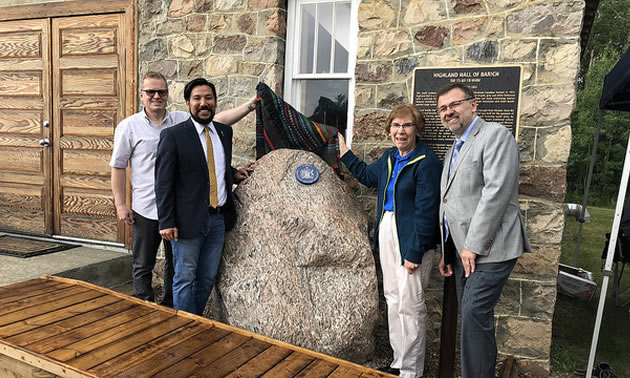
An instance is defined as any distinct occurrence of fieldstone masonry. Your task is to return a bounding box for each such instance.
[139,0,286,169]
[139,0,583,374]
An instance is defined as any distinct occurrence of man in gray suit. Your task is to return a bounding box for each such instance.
[437,83,531,377]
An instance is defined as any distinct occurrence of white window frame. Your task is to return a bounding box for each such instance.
[284,0,359,146]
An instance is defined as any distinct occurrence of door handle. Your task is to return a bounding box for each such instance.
[43,120,50,128]
[39,138,50,147]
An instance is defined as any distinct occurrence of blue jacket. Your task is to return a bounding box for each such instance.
[341,140,442,264]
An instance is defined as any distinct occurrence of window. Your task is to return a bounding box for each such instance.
[285,0,358,144]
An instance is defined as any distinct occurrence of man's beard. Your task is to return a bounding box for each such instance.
[191,108,214,125]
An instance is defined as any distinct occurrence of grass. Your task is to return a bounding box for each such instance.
[552,206,630,376]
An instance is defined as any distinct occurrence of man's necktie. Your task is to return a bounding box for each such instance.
[205,127,219,208]
[449,140,464,178]
[445,140,464,240]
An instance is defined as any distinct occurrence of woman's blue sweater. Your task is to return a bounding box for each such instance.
[341,140,442,264]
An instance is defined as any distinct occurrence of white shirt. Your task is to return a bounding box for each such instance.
[192,118,227,207]
[110,110,190,220]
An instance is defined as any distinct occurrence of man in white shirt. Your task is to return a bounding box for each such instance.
[110,72,255,306]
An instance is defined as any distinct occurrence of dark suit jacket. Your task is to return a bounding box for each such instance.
[155,119,236,239]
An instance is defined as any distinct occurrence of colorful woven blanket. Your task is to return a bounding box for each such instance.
[255,82,342,176]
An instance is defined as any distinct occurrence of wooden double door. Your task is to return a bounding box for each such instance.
[0,12,132,245]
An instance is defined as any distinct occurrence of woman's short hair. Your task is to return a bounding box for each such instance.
[385,104,426,137]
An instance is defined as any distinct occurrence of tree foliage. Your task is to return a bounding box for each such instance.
[566,0,630,207]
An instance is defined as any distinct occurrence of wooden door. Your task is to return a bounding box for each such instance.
[0,19,52,235]
[51,14,125,243]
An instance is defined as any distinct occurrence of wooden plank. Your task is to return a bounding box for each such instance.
[90,321,211,376]
[60,175,111,191]
[0,285,93,320]
[0,293,113,339]
[0,281,72,305]
[59,97,118,109]
[111,326,230,378]
[175,311,394,378]
[62,149,111,176]
[62,188,115,217]
[61,110,116,137]
[0,146,42,173]
[69,315,193,370]
[359,371,391,377]
[0,206,45,234]
[59,136,114,150]
[224,344,293,377]
[0,32,41,58]
[0,278,65,300]
[59,213,118,242]
[0,341,96,378]
[0,109,41,135]
[0,71,41,96]
[0,19,46,32]
[46,310,170,362]
[0,353,57,378]
[189,337,272,377]
[27,304,151,355]
[58,55,118,69]
[0,0,133,22]
[56,13,120,29]
[327,366,362,378]
[295,358,339,378]
[153,332,251,378]
[260,351,315,378]
[0,58,43,71]
[0,97,43,109]
[5,298,131,347]
[0,135,42,148]
[61,29,116,56]
[0,183,43,210]
[61,69,117,96]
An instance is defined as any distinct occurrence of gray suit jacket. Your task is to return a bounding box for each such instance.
[439,117,531,264]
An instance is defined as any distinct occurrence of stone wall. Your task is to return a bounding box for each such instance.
[138,0,286,168]
[351,0,580,374]
[140,0,582,374]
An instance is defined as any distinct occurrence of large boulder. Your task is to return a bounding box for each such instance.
[217,148,379,363]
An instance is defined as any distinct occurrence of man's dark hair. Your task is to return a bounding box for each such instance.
[184,78,217,102]
[436,82,475,101]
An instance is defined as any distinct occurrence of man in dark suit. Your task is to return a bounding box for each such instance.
[155,78,251,315]
[437,83,531,377]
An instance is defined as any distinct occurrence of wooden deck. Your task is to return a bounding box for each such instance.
[0,276,393,378]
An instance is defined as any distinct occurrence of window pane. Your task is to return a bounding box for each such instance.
[334,2,350,73]
[299,4,316,74]
[297,79,349,136]
[316,3,333,74]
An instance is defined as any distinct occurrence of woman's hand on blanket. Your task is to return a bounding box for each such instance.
[337,132,349,156]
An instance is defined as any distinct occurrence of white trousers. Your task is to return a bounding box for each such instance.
[379,212,433,378]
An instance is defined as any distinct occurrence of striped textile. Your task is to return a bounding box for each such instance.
[255,82,342,176]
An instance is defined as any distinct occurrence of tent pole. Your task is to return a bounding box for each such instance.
[574,111,604,265]
[586,133,630,375]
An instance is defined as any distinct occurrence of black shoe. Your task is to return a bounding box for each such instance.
[377,366,400,375]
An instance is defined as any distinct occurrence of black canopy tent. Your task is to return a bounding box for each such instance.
[584,46,630,375]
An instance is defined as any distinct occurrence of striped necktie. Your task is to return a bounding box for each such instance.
[205,127,219,208]
[449,140,464,178]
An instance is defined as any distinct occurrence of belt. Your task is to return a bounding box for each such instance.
[208,206,224,215]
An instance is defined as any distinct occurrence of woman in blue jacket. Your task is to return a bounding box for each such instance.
[339,104,441,378]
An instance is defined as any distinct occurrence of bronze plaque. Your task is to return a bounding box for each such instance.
[412,65,523,160]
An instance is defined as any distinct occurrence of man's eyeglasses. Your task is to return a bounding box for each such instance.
[438,97,474,113]
[142,89,168,97]
[390,123,415,130]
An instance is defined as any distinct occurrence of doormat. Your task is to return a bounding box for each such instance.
[0,235,78,258]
